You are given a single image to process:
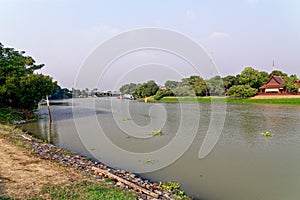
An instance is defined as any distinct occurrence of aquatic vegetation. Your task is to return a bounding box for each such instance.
[151,130,163,137]
[262,131,275,137]
[159,181,187,198]
[122,118,131,121]
[145,158,152,164]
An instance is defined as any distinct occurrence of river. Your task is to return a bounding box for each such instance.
[20,98,300,200]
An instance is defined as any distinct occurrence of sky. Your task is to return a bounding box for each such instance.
[1,0,300,90]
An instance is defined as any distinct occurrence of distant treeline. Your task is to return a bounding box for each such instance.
[49,87,99,99]
[119,67,300,99]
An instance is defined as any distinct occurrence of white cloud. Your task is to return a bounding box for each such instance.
[209,32,231,39]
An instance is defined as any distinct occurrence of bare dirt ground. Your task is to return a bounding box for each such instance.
[252,94,300,99]
[0,137,90,199]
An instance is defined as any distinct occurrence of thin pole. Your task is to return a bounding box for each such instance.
[46,96,52,122]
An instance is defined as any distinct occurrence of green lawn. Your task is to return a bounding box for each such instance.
[159,96,300,105]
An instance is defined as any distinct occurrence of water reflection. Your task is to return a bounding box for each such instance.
[19,99,300,200]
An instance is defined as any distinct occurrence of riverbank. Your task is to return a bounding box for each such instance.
[158,96,300,105]
[0,125,189,200]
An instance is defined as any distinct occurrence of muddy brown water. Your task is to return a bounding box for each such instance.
[20,98,300,200]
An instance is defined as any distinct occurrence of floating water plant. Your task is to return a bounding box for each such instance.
[122,117,131,121]
[145,158,152,164]
[151,130,163,137]
[261,131,275,137]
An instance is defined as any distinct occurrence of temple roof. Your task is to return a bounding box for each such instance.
[259,75,284,89]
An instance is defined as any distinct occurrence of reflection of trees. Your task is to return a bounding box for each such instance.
[38,120,58,144]
[20,119,58,144]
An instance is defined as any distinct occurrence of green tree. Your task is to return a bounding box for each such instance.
[238,67,264,89]
[165,80,179,89]
[119,83,137,95]
[50,86,72,99]
[153,89,174,100]
[283,75,299,93]
[270,70,288,77]
[0,42,57,113]
[207,75,225,96]
[222,75,238,91]
[134,80,159,98]
[182,75,208,96]
[172,85,195,96]
[259,71,270,85]
[227,85,258,98]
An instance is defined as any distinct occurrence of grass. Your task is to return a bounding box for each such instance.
[159,96,300,105]
[0,126,138,200]
[0,108,24,124]
[0,196,11,200]
[39,181,136,200]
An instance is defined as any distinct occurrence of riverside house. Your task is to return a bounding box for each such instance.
[295,80,300,93]
[259,75,285,94]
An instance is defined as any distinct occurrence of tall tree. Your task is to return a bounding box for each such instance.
[222,75,238,91]
[0,42,57,113]
[207,75,225,96]
[134,80,159,98]
[239,67,264,89]
[119,83,137,95]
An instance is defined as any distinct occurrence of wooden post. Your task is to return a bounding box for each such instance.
[46,96,52,122]
[92,167,159,199]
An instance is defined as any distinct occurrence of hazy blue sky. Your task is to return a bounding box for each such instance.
[1,0,300,89]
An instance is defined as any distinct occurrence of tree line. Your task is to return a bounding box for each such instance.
[0,42,57,118]
[120,67,299,99]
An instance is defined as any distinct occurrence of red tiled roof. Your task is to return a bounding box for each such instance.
[259,75,284,89]
[273,75,284,85]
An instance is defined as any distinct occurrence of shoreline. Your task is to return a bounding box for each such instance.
[157,96,300,106]
[0,125,188,200]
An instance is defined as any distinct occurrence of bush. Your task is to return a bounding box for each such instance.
[227,85,257,98]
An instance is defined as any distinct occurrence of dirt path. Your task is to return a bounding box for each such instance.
[0,137,90,199]
[252,94,300,99]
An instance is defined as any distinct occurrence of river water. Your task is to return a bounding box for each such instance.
[20,98,300,200]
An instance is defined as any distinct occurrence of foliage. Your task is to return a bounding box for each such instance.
[151,130,163,136]
[283,76,299,93]
[0,42,57,113]
[165,80,180,90]
[40,181,136,200]
[261,131,275,137]
[119,66,300,100]
[270,70,288,77]
[134,80,159,98]
[159,181,187,198]
[172,85,195,97]
[0,108,24,124]
[222,75,238,91]
[153,89,174,100]
[119,83,137,95]
[238,67,266,89]
[0,196,11,200]
[50,85,72,99]
[207,75,225,96]
[227,85,258,98]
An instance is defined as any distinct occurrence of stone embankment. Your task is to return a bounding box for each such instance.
[0,125,188,200]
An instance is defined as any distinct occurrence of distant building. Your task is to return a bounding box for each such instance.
[259,75,285,94]
[159,85,167,90]
[295,80,300,93]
